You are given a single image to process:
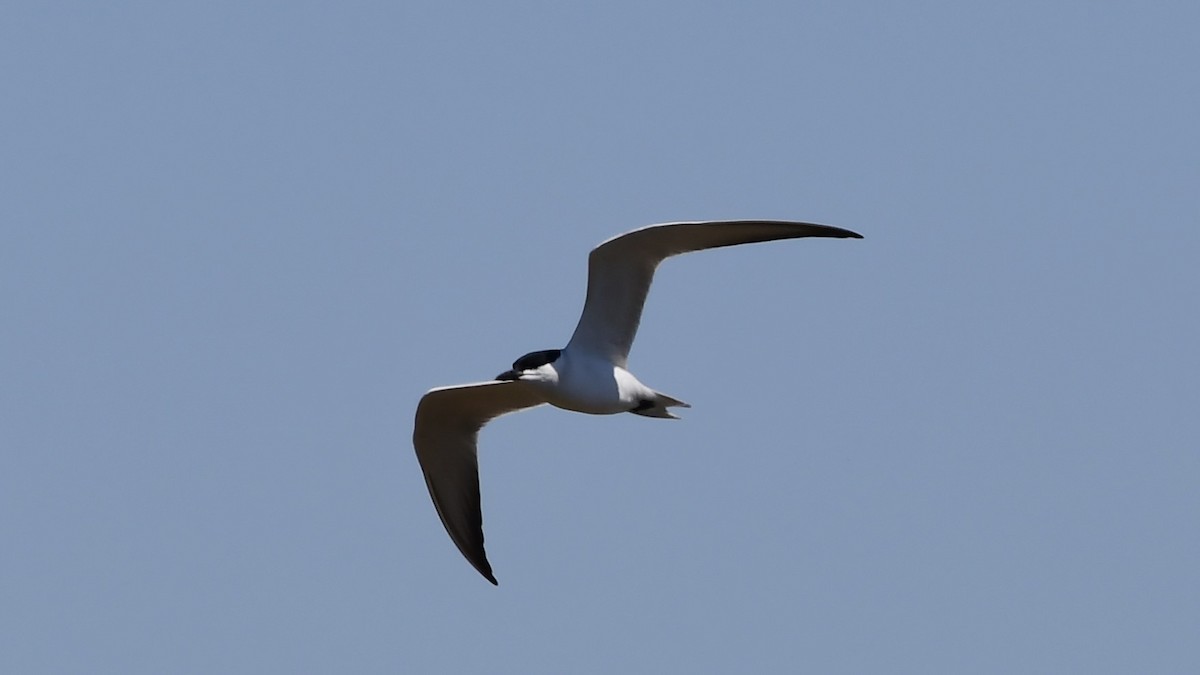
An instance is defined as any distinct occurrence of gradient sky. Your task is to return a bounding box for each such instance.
[3,2,1198,673]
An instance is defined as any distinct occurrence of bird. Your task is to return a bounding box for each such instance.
[413,220,863,584]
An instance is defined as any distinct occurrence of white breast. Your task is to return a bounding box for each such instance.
[538,352,651,415]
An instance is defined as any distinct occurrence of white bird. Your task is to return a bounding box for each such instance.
[414,220,862,584]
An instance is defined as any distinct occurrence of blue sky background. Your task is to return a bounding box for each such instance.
[3,2,1198,672]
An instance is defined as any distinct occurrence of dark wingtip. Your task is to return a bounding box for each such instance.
[810,223,863,239]
[476,559,498,585]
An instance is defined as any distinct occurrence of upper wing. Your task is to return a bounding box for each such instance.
[413,380,547,585]
[564,220,863,366]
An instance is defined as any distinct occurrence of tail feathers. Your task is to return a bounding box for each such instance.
[631,391,691,419]
[656,392,691,409]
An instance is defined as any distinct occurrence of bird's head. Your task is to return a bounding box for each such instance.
[495,349,562,383]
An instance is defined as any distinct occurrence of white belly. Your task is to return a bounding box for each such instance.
[538,359,650,415]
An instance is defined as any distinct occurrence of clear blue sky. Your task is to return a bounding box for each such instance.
[3,2,1197,673]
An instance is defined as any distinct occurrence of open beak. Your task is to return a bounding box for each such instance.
[495,369,519,381]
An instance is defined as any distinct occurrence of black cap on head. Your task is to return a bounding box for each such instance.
[512,349,561,371]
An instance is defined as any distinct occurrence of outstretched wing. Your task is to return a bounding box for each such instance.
[413,380,547,584]
[565,220,863,366]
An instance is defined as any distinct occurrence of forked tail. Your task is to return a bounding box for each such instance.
[631,391,692,419]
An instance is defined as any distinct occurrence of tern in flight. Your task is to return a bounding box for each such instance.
[414,220,862,584]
